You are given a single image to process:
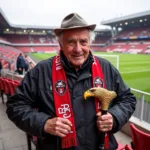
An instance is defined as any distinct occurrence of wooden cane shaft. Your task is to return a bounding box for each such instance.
[98,110,108,150]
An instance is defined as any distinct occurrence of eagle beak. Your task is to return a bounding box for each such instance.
[84,91,95,99]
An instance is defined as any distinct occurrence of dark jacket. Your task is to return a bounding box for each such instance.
[6,53,136,150]
[0,61,2,70]
[16,55,25,69]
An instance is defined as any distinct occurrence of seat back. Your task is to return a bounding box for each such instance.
[4,79,10,95]
[0,77,4,90]
[117,142,125,150]
[117,142,132,150]
[8,81,15,96]
[0,77,20,96]
[0,77,5,91]
[130,123,150,150]
[1,78,9,95]
[125,145,132,150]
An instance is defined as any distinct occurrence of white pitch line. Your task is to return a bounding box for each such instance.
[121,70,150,74]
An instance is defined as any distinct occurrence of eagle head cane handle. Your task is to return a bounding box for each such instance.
[84,87,117,150]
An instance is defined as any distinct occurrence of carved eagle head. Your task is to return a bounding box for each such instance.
[84,87,117,110]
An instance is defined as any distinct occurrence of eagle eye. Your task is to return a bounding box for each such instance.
[89,89,96,92]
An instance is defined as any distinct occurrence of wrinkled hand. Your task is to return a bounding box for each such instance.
[44,117,72,137]
[96,111,113,132]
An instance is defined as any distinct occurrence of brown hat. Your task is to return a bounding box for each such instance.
[54,13,96,36]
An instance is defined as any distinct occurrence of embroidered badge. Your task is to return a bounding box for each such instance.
[94,77,104,88]
[55,80,66,95]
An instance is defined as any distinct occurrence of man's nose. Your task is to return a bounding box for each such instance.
[73,42,82,52]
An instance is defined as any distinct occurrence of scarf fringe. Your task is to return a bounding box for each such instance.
[62,138,77,149]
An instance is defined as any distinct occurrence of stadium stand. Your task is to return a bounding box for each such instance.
[102,42,150,53]
[101,10,150,54]
[2,34,57,44]
[115,27,150,38]
[16,46,58,52]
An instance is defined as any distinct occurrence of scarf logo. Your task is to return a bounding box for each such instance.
[55,80,66,95]
[94,77,104,87]
[58,104,71,119]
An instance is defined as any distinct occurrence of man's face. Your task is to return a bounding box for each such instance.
[60,28,90,69]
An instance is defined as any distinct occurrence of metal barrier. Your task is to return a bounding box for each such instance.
[1,69,24,82]
[131,88,150,123]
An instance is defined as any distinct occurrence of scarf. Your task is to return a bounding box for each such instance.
[92,56,109,149]
[52,54,109,149]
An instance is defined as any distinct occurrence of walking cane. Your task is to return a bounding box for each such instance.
[84,87,117,150]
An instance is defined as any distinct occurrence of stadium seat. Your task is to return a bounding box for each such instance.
[117,142,125,150]
[7,81,15,96]
[0,77,20,103]
[130,123,150,150]
[0,78,8,95]
[0,77,4,90]
[5,79,11,95]
[9,81,19,95]
[124,144,133,150]
[0,77,4,103]
[117,142,132,150]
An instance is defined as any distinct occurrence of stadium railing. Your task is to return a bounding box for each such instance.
[131,88,150,124]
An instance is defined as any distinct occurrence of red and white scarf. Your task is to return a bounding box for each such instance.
[52,54,109,149]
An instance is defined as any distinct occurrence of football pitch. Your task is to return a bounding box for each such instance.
[31,52,150,93]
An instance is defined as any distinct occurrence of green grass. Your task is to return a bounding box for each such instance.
[31,53,56,60]
[95,52,150,94]
[31,52,150,93]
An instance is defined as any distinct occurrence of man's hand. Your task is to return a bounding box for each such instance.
[96,111,113,132]
[44,117,72,137]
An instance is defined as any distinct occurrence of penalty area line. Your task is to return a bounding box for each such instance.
[121,70,150,74]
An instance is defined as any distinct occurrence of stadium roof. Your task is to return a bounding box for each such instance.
[0,7,57,30]
[0,7,110,33]
[101,10,150,28]
[0,8,11,29]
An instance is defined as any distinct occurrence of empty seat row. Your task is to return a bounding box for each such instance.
[0,77,20,103]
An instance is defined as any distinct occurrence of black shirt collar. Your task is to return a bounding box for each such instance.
[60,51,94,75]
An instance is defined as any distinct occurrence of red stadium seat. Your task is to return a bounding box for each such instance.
[117,142,125,150]
[0,78,9,95]
[0,77,5,91]
[130,123,150,150]
[124,145,132,150]
[5,79,11,95]
[0,77,4,103]
[117,142,132,150]
[7,81,15,96]
[9,81,19,95]
[0,77,3,90]
[0,77,20,102]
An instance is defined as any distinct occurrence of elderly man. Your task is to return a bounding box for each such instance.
[7,13,136,150]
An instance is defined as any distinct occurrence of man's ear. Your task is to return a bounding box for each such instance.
[59,42,63,50]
